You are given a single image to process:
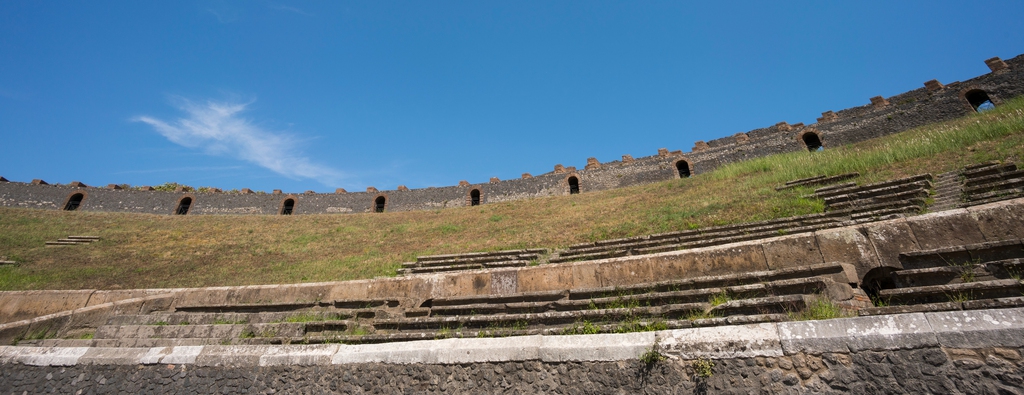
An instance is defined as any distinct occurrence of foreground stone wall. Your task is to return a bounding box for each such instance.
[2,308,1022,394]
[2,55,1021,216]
[2,349,1021,394]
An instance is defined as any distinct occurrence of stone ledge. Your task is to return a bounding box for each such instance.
[3,307,1024,367]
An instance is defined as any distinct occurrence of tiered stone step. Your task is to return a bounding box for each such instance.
[551,213,850,263]
[962,161,1016,186]
[19,298,404,348]
[859,239,1024,316]
[45,235,100,246]
[961,162,1024,206]
[398,249,548,275]
[813,174,932,211]
[775,172,860,191]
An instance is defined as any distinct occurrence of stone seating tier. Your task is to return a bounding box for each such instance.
[775,172,859,191]
[854,239,1024,316]
[962,162,1017,185]
[811,174,933,200]
[15,262,859,348]
[397,249,548,275]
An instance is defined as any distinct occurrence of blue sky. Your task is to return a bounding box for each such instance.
[2,2,1022,193]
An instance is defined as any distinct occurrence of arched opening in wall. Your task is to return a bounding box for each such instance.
[63,193,84,211]
[374,196,386,213]
[861,267,899,302]
[965,89,995,112]
[175,197,192,215]
[675,160,691,178]
[470,189,481,206]
[568,176,580,195]
[802,132,824,152]
[281,198,295,215]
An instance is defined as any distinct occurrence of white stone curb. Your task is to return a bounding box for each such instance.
[1,308,1023,367]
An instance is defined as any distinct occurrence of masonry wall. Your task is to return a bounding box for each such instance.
[2,348,1022,394]
[2,55,1022,216]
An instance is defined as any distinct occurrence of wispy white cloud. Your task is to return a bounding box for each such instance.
[133,97,344,186]
[269,3,313,16]
[206,7,238,24]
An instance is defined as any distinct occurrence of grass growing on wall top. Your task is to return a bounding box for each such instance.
[1,98,1023,290]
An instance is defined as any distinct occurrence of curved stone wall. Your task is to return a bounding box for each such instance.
[2,54,1022,215]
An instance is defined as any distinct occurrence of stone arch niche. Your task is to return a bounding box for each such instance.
[566,175,581,195]
[962,88,996,112]
[63,191,86,211]
[798,130,824,151]
[279,196,298,215]
[373,194,387,213]
[674,159,692,178]
[468,188,482,206]
[174,195,195,215]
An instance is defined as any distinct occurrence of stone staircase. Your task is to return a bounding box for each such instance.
[929,171,963,211]
[16,263,865,348]
[44,235,100,246]
[859,239,1024,316]
[398,249,548,275]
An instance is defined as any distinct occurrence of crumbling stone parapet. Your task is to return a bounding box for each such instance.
[734,133,750,144]
[692,141,709,152]
[657,148,669,157]
[985,57,1009,73]
[0,176,7,182]
[174,186,191,192]
[366,187,378,193]
[554,164,566,174]
[138,186,154,191]
[304,190,316,195]
[240,188,254,194]
[775,122,792,132]
[458,180,470,187]
[273,189,282,195]
[817,111,838,123]
[397,185,409,191]
[69,181,87,188]
[521,173,532,179]
[335,188,347,194]
[870,96,889,108]
[585,157,601,170]
[489,177,500,183]
[621,154,634,163]
[31,179,47,185]
[924,79,944,92]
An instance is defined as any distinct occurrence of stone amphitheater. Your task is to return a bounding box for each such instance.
[2,56,1024,393]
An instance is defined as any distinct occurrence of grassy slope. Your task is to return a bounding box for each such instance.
[2,99,1024,291]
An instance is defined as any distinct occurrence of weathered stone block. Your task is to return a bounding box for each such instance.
[864,218,920,270]
[762,233,823,270]
[815,227,880,279]
[905,209,987,250]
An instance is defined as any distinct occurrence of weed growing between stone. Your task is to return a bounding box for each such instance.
[790,298,849,321]
[947,291,974,303]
